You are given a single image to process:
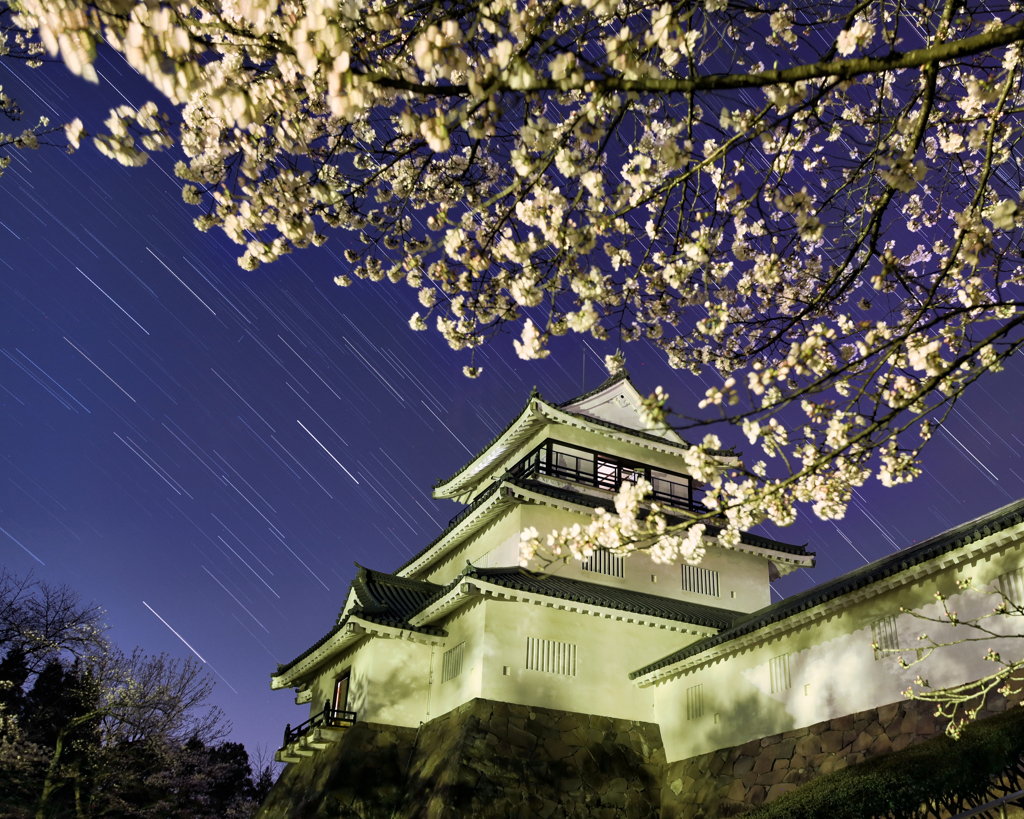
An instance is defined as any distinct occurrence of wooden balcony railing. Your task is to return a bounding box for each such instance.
[281,700,357,749]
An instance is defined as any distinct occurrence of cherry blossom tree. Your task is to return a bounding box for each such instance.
[5,0,1024,556]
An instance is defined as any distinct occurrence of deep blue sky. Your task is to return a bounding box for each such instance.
[2,49,1024,760]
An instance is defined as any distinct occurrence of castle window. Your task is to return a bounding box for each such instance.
[871,615,900,660]
[441,642,465,683]
[999,567,1024,608]
[651,469,691,506]
[526,637,577,676]
[769,654,791,693]
[682,565,720,597]
[686,684,704,720]
[582,548,625,578]
[508,440,706,513]
[550,443,596,483]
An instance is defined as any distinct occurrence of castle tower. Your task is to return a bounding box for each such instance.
[270,373,812,753]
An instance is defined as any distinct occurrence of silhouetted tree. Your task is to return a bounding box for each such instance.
[0,571,277,818]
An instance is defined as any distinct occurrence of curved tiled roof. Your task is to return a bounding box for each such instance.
[630,496,1024,680]
[430,395,536,491]
[352,565,441,623]
[464,566,738,629]
[393,479,505,575]
[508,479,809,558]
[432,376,732,497]
[274,566,445,678]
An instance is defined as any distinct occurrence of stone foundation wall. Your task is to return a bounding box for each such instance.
[257,721,419,819]
[259,692,1020,819]
[256,698,666,819]
[396,699,665,819]
[660,689,1021,819]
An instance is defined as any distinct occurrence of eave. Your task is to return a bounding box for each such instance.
[433,395,736,504]
[506,479,809,574]
[270,615,447,689]
[396,481,517,578]
[629,514,1024,688]
[410,575,724,638]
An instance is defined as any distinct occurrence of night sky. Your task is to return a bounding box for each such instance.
[3,49,1024,761]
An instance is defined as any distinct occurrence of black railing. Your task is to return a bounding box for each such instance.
[281,700,357,749]
[508,443,708,514]
[947,787,1024,819]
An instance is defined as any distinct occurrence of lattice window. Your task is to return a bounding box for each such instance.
[686,684,704,720]
[682,565,720,597]
[769,654,791,694]
[525,637,577,676]
[871,615,900,661]
[441,642,465,683]
[582,548,625,578]
[1000,567,1024,608]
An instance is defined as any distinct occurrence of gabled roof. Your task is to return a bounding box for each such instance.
[272,566,445,684]
[557,370,632,407]
[630,496,1024,681]
[432,375,730,503]
[350,564,441,623]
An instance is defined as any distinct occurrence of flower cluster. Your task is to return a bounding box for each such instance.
[7,0,1024,568]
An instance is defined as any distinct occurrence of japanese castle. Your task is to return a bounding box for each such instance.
[269,371,1024,778]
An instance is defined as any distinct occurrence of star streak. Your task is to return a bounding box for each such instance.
[143,601,207,662]
[145,248,217,315]
[75,267,150,335]
[297,420,358,483]
[64,337,136,402]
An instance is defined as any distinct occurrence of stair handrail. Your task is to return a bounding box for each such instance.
[281,700,357,749]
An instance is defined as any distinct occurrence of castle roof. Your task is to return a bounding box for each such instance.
[630,496,1024,682]
[273,558,742,687]
[431,373,732,503]
[349,564,441,624]
[455,565,738,630]
[396,475,811,580]
[271,567,446,688]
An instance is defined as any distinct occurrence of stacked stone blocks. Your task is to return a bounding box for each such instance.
[660,689,1020,819]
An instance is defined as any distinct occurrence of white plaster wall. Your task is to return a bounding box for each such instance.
[306,636,432,729]
[651,538,1024,762]
[518,503,769,612]
[426,599,486,719]
[308,638,373,721]
[477,597,704,722]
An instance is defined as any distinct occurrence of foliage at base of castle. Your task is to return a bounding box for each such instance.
[744,700,1024,819]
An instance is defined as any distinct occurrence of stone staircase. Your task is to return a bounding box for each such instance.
[275,725,349,764]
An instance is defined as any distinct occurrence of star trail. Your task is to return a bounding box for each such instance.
[3,50,1024,760]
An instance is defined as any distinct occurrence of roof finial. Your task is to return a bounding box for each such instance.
[530,385,541,399]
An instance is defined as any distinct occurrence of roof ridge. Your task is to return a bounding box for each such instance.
[394,479,507,575]
[556,369,631,407]
[357,563,442,590]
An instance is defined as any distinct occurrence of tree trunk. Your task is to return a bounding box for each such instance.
[35,711,102,819]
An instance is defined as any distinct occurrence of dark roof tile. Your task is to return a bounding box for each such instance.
[273,567,444,677]
[464,566,739,629]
